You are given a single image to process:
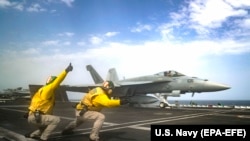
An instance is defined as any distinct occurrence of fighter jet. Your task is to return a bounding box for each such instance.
[84,65,230,108]
[29,65,230,108]
[0,87,31,103]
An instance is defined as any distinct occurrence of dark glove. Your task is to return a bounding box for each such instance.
[65,63,73,72]
[34,110,41,123]
[72,103,78,108]
[120,97,130,105]
[79,106,88,116]
[23,112,29,119]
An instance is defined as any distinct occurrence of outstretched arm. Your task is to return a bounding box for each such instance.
[92,94,120,108]
[51,63,73,88]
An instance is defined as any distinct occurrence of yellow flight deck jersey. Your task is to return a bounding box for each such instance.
[28,70,67,115]
[76,87,121,112]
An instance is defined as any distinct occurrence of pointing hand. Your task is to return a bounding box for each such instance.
[66,63,73,72]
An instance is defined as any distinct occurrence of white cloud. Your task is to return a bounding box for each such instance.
[58,32,75,37]
[62,41,71,46]
[239,18,250,29]
[0,0,24,11]
[0,0,74,11]
[105,32,119,37]
[42,40,60,46]
[14,3,24,11]
[188,0,247,28]
[77,41,86,46]
[60,0,74,7]
[42,40,72,47]
[87,32,119,45]
[1,37,249,99]
[27,3,46,12]
[131,23,152,32]
[225,0,250,8]
[0,0,249,100]
[158,24,175,40]
[0,0,11,7]
[81,38,250,75]
[166,0,250,38]
[21,48,40,55]
[89,36,103,45]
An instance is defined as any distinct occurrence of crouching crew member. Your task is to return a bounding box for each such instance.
[61,81,129,141]
[25,63,73,141]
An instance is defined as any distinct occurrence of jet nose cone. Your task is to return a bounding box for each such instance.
[216,84,230,90]
[205,81,231,92]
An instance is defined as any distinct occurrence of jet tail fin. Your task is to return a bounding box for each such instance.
[107,68,119,82]
[86,65,104,84]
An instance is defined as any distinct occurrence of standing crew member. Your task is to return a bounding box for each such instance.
[61,81,129,141]
[25,63,73,141]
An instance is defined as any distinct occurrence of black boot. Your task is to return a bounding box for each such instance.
[24,132,40,139]
[61,129,74,135]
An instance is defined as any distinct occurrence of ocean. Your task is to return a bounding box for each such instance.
[168,100,250,106]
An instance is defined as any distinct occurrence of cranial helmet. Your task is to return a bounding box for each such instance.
[46,76,57,85]
[102,81,115,90]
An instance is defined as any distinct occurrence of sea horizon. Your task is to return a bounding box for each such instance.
[168,100,250,106]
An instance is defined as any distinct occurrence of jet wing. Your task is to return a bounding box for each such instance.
[64,80,172,97]
[64,84,102,93]
[115,79,172,86]
[29,79,172,100]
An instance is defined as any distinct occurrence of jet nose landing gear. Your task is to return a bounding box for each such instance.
[159,102,167,108]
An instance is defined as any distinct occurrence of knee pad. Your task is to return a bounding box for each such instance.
[53,116,61,124]
[99,114,105,121]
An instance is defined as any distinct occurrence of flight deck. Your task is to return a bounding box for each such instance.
[1,101,250,141]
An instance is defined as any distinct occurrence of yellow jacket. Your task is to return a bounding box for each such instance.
[28,70,68,114]
[76,87,120,112]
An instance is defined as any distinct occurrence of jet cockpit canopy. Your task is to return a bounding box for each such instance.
[154,70,185,77]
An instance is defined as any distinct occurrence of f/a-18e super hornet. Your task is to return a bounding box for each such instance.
[83,65,230,108]
[29,65,230,108]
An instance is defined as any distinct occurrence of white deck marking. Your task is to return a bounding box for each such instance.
[1,105,242,139]
[128,126,150,131]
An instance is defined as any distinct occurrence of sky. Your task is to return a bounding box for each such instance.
[0,0,250,101]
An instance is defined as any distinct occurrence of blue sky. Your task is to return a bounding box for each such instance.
[0,0,250,100]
